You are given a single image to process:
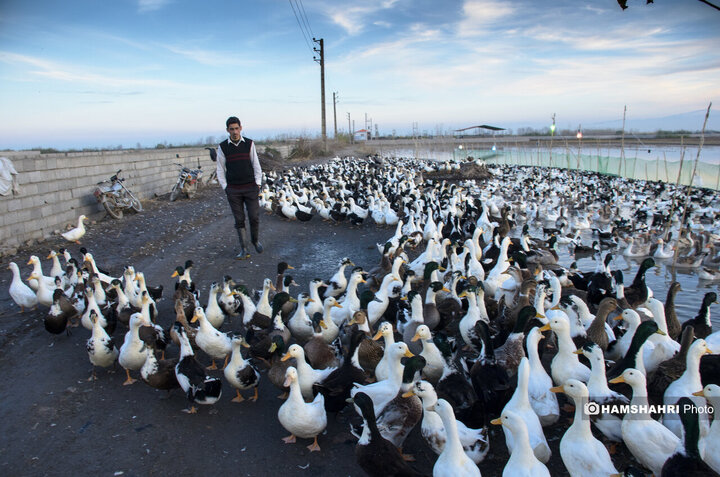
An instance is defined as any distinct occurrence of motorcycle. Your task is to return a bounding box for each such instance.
[93,169,142,219]
[169,163,203,201]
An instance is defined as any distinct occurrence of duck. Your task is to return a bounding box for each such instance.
[577,341,628,442]
[539,316,590,386]
[329,268,366,326]
[351,391,423,477]
[45,288,78,335]
[191,307,232,370]
[203,282,226,329]
[139,346,180,392]
[351,342,413,417]
[80,286,106,330]
[662,338,712,439]
[400,290,426,355]
[647,325,696,405]
[494,304,536,377]
[411,324,445,385]
[525,326,559,427]
[608,368,680,476]
[86,309,119,381]
[431,398,481,477]
[407,380,488,464]
[60,214,87,243]
[681,292,717,339]
[224,335,261,403]
[623,257,655,309]
[312,328,368,413]
[277,366,327,452]
[660,397,720,477]
[345,310,384,373]
[303,312,341,370]
[607,320,664,379]
[286,292,314,344]
[266,335,292,399]
[606,308,642,362]
[26,254,57,291]
[172,322,223,413]
[643,298,682,374]
[8,262,38,312]
[692,384,720,474]
[320,257,354,299]
[118,313,149,386]
[373,321,397,381]
[367,274,401,327]
[664,281,683,340]
[106,278,138,328]
[500,357,551,464]
[281,344,336,401]
[550,379,618,477]
[27,271,53,308]
[491,410,551,477]
[468,320,512,422]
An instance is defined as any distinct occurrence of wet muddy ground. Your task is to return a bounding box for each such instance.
[0,174,637,476]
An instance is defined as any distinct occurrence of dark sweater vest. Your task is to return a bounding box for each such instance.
[220,138,256,190]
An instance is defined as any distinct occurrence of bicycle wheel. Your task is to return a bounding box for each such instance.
[102,196,123,219]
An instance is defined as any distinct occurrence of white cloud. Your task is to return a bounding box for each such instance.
[457,0,515,38]
[138,0,171,13]
[326,0,401,35]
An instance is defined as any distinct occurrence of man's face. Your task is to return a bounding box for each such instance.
[227,123,242,142]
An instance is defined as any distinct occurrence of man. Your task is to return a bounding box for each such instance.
[216,116,263,259]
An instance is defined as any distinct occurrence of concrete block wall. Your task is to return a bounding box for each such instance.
[0,147,217,255]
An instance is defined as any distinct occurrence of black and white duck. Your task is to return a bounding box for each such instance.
[86,309,118,381]
[224,334,261,403]
[681,291,717,339]
[173,323,223,414]
[660,397,719,477]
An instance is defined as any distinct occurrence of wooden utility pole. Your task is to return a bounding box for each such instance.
[313,38,326,141]
[332,91,338,138]
[347,112,352,143]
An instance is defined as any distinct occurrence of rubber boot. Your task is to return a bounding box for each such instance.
[250,227,264,253]
[235,228,250,260]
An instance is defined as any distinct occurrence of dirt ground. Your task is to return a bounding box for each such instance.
[0,163,635,476]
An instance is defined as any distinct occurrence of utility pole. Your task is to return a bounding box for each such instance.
[332,91,338,138]
[313,38,326,142]
[347,112,352,143]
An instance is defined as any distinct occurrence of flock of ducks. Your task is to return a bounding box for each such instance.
[6,155,720,477]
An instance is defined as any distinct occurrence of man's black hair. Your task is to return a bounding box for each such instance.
[226,116,241,128]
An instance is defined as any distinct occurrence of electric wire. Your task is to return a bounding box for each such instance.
[288,0,314,54]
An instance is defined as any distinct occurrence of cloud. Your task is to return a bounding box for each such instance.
[326,0,400,35]
[138,0,171,13]
[457,0,516,37]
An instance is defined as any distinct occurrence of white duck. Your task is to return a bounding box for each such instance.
[351,342,413,417]
[551,379,618,477]
[608,368,680,476]
[27,271,54,308]
[277,367,327,452]
[287,292,314,344]
[224,335,261,402]
[539,316,590,386]
[204,282,226,329]
[191,307,232,370]
[86,309,119,381]
[525,327,559,427]
[8,262,38,312]
[281,344,336,401]
[119,313,148,385]
[412,324,445,385]
[373,321,396,381]
[432,399,481,477]
[60,214,87,243]
[500,357,551,463]
[407,380,488,464]
[693,384,720,473]
[491,410,550,477]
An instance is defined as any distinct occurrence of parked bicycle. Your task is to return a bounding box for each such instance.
[93,170,142,219]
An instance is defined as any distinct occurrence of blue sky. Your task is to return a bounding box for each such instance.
[0,0,718,149]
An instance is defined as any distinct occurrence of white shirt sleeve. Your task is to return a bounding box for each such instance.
[250,141,262,187]
[216,145,227,190]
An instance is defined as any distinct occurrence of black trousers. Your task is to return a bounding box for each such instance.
[225,186,260,242]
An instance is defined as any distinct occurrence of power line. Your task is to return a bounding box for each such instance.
[288,0,314,54]
[295,0,315,39]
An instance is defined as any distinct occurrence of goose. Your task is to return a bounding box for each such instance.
[608,368,680,476]
[660,397,719,477]
[60,214,87,243]
[491,410,551,477]
[191,307,232,370]
[118,313,148,386]
[173,323,223,413]
[277,367,327,452]
[431,399,481,477]
[224,335,261,402]
[653,238,675,259]
[692,384,720,474]
[406,380,488,464]
[86,310,119,381]
[500,357,551,464]
[8,262,38,312]
[550,380,618,477]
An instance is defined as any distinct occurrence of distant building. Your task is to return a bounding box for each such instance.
[354,129,370,141]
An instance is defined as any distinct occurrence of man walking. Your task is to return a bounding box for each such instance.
[216,116,263,259]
